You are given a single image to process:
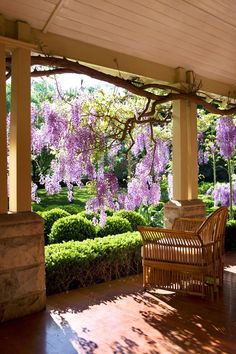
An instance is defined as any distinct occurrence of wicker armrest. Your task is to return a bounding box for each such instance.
[137,225,200,246]
[172,217,205,232]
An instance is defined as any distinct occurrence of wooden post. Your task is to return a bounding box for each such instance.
[9,47,31,212]
[172,99,198,200]
[0,44,8,213]
[164,68,205,227]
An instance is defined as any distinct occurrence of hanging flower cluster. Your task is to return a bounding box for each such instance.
[30,94,169,220]
[216,116,236,159]
[209,183,236,207]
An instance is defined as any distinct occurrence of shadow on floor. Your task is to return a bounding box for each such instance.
[0,311,98,354]
[0,252,236,354]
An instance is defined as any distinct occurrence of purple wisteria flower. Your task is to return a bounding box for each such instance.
[168,173,173,200]
[31,183,40,203]
[124,137,169,209]
[216,116,236,159]
[211,183,236,206]
[198,149,209,165]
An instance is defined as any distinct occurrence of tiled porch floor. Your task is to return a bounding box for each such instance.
[1,253,236,354]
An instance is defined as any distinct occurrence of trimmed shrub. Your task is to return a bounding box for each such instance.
[58,204,82,215]
[96,216,132,237]
[49,215,96,244]
[79,209,114,221]
[45,205,63,211]
[41,208,70,244]
[36,211,43,217]
[79,210,100,221]
[113,210,146,231]
[45,231,142,294]
[225,220,236,251]
[105,209,114,216]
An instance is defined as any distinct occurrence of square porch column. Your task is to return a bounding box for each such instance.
[164,70,205,227]
[0,26,46,322]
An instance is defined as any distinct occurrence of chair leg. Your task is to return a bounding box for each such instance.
[143,265,147,290]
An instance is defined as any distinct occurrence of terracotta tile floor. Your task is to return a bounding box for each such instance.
[1,253,236,354]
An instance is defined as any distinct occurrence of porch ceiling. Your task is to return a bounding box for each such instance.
[1,0,236,91]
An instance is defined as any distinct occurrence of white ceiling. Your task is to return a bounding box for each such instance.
[1,0,236,85]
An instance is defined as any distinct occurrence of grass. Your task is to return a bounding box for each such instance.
[32,185,94,212]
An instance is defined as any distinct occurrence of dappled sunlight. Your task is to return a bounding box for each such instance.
[1,253,236,353]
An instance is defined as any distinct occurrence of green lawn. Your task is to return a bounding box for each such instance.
[32,185,94,212]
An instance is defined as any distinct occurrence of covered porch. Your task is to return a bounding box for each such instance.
[0,252,236,353]
[0,2,236,351]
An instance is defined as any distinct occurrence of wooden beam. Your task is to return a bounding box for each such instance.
[1,17,236,98]
[0,35,36,50]
[43,0,66,33]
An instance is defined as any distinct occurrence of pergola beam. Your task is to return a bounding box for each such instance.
[32,30,236,99]
[0,16,235,99]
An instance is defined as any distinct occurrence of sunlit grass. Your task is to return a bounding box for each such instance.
[32,185,94,212]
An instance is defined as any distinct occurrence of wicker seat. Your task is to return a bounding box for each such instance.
[138,206,228,297]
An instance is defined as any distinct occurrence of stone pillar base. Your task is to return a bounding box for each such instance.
[0,212,46,322]
[164,199,206,228]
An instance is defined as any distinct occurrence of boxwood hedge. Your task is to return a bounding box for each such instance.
[49,215,96,244]
[41,208,70,244]
[45,231,142,295]
[113,210,146,231]
[96,216,132,237]
[79,210,100,221]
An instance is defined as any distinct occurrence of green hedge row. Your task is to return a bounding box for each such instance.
[113,210,146,231]
[96,216,132,237]
[45,231,142,295]
[41,208,70,244]
[49,215,97,243]
[39,208,147,244]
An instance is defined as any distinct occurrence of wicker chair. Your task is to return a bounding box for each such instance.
[138,206,228,297]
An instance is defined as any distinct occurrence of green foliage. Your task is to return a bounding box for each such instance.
[31,80,56,106]
[58,204,82,215]
[206,206,219,215]
[199,194,214,208]
[45,231,142,294]
[138,204,164,227]
[41,208,70,243]
[32,149,54,185]
[105,209,114,216]
[32,204,44,212]
[79,210,100,221]
[160,179,169,202]
[233,206,236,220]
[96,216,132,237]
[49,215,96,244]
[36,186,94,211]
[79,209,114,221]
[198,182,213,195]
[225,220,236,251]
[113,210,146,231]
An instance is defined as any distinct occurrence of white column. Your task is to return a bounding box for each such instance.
[9,47,31,212]
[172,99,198,200]
[164,68,205,227]
[0,44,8,213]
